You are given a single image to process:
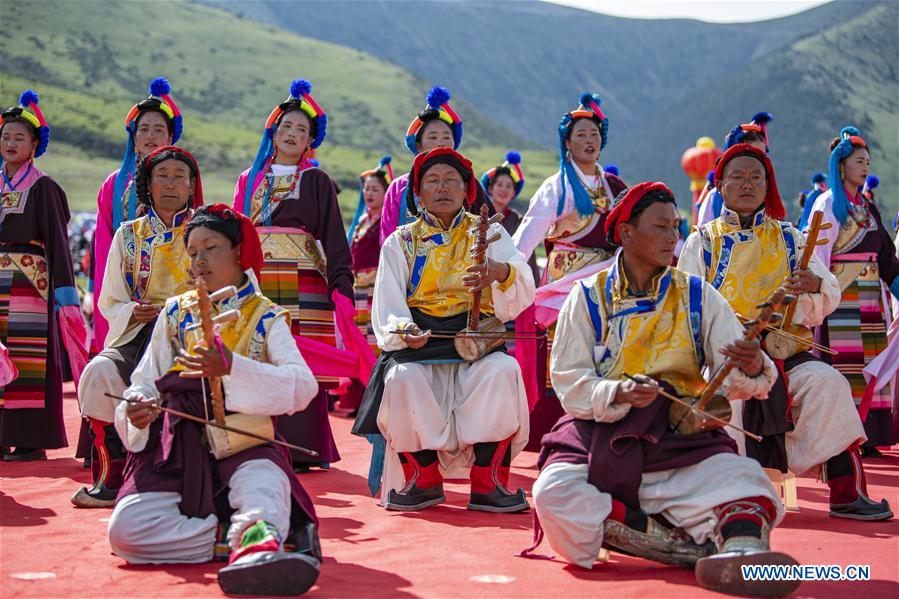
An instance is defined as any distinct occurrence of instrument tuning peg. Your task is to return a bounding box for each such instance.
[819,222,833,230]
[769,313,784,324]
[781,294,797,305]
[209,286,238,302]
[487,213,504,225]
[486,232,502,244]
[815,238,829,246]
[213,309,240,324]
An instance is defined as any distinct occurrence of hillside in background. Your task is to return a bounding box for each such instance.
[1,0,556,215]
[203,0,898,216]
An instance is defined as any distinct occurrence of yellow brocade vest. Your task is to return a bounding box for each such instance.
[164,278,289,372]
[121,206,193,303]
[399,209,499,318]
[583,262,707,398]
[699,207,797,319]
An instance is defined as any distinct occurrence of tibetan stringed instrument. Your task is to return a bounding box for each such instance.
[181,278,277,459]
[765,210,834,360]
[668,286,794,436]
[453,204,508,362]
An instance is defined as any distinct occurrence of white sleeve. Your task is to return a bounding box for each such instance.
[487,224,536,322]
[371,233,415,352]
[512,176,560,260]
[116,309,173,452]
[696,189,716,227]
[550,281,630,423]
[676,231,709,279]
[98,228,139,348]
[789,226,841,326]
[224,317,319,415]
[700,282,777,401]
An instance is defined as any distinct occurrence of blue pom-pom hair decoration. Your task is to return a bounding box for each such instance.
[0,89,51,165]
[480,150,525,200]
[112,77,184,231]
[348,155,394,241]
[404,86,463,154]
[603,164,620,177]
[557,92,610,217]
[242,79,328,214]
[723,111,773,152]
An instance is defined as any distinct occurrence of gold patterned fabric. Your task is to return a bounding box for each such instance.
[400,209,500,318]
[699,207,796,319]
[589,265,706,398]
[120,207,192,304]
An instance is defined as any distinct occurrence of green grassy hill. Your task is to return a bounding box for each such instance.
[1,0,555,216]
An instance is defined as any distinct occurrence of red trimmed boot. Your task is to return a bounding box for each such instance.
[826,448,893,521]
[468,437,529,513]
[386,450,445,511]
[695,496,800,597]
[71,418,126,508]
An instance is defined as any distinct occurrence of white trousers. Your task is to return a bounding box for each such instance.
[78,355,126,422]
[376,352,529,500]
[108,459,291,564]
[532,453,783,570]
[731,360,866,474]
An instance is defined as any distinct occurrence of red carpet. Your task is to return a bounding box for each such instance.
[2,384,897,598]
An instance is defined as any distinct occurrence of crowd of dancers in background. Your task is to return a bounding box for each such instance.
[1,75,897,597]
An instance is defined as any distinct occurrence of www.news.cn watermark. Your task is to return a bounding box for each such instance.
[742,564,871,581]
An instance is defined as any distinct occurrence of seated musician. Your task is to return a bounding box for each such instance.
[678,144,892,521]
[531,183,800,598]
[353,148,535,513]
[107,205,322,596]
[74,146,203,508]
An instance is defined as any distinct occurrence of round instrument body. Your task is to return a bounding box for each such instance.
[668,394,732,435]
[764,326,813,360]
[207,413,275,459]
[454,316,506,362]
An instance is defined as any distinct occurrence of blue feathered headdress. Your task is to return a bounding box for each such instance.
[242,79,328,215]
[348,155,394,242]
[404,86,463,154]
[557,92,610,217]
[112,77,184,232]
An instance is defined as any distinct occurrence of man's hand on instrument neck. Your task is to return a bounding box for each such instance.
[463,258,511,294]
[720,338,764,377]
[784,268,821,295]
[614,374,659,408]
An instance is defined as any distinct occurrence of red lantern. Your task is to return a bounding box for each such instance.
[681,137,721,221]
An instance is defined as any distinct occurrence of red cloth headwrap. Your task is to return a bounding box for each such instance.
[410,147,478,207]
[604,181,674,245]
[195,203,264,280]
[714,143,785,220]
[143,145,204,207]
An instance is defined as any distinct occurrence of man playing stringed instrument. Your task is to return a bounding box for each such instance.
[352,148,534,513]
[679,143,892,521]
[529,182,801,598]
[107,205,323,596]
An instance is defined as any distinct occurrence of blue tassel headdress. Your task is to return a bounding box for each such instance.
[828,126,867,226]
[798,172,828,230]
[557,92,609,217]
[242,79,328,215]
[0,89,51,170]
[404,86,463,155]
[112,77,183,232]
[348,155,393,242]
